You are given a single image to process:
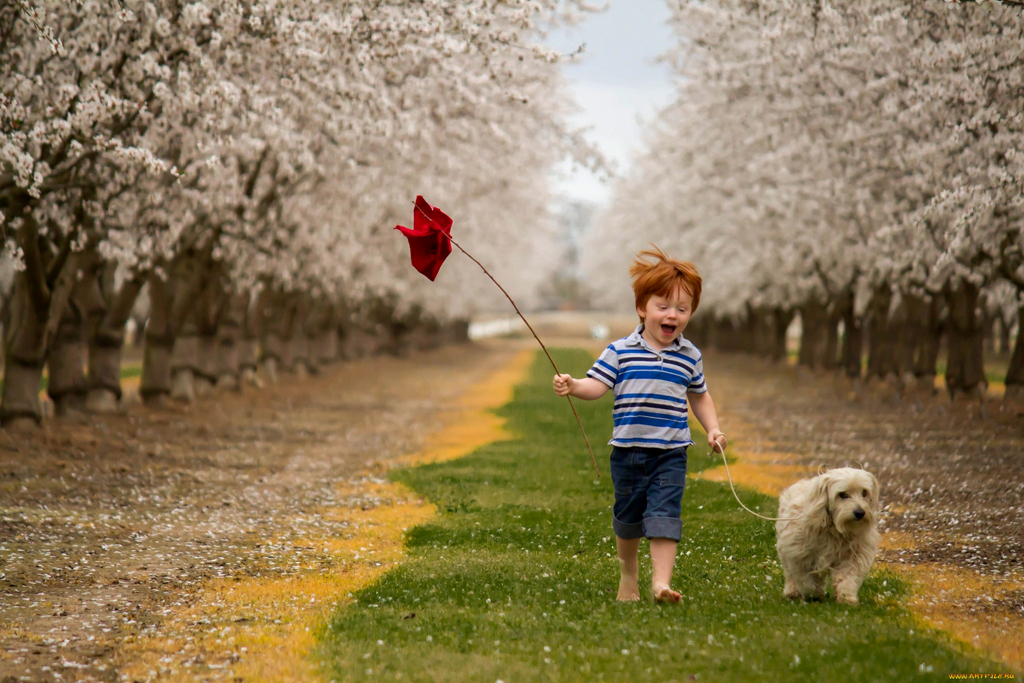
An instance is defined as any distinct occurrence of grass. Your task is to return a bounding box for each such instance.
[0,364,141,394]
[315,348,1008,681]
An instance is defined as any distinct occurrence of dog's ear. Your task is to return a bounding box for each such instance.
[868,471,879,507]
[807,473,833,529]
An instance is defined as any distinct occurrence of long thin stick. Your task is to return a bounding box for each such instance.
[447,237,601,479]
[411,202,600,477]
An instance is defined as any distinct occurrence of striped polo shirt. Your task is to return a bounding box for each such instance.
[586,325,707,448]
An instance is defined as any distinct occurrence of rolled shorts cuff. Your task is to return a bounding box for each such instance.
[612,514,645,540]
[643,516,682,541]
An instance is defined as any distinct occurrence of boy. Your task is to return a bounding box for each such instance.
[552,247,726,602]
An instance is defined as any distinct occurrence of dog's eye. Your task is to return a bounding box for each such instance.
[838,492,850,500]
[862,489,869,498]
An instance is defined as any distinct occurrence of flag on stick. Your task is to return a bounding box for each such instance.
[395,196,600,478]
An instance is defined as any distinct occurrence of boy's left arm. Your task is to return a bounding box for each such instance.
[688,390,727,453]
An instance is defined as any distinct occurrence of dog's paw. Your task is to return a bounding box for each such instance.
[835,593,859,606]
[783,585,801,600]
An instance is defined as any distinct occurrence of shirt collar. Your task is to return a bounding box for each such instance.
[627,324,685,352]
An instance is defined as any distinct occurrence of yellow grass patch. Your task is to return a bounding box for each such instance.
[894,562,1024,672]
[693,447,813,498]
[118,349,534,682]
[691,414,815,497]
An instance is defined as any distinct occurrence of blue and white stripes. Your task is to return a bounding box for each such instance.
[587,325,707,448]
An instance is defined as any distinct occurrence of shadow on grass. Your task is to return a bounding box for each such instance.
[316,349,1007,682]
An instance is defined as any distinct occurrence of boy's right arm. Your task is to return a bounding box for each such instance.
[552,374,610,400]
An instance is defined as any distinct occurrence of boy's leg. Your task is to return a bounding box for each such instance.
[616,536,642,601]
[650,538,682,603]
[610,446,644,602]
[644,447,687,603]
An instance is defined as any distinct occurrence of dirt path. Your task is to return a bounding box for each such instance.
[0,339,529,682]
[696,353,1024,671]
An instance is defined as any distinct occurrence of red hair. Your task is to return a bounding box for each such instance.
[630,246,702,320]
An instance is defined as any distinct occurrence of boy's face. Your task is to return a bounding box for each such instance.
[637,286,694,349]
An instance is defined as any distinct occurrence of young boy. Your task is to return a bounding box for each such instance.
[552,247,726,602]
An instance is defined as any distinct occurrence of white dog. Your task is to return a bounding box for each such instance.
[775,467,880,605]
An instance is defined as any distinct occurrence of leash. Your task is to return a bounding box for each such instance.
[711,438,797,522]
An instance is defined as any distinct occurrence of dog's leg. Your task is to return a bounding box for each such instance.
[797,571,826,601]
[782,567,800,600]
[833,568,863,605]
[833,545,875,605]
[782,559,825,601]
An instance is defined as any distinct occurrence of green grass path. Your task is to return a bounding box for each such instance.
[316,349,1007,681]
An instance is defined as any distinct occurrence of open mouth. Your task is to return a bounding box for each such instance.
[660,324,676,336]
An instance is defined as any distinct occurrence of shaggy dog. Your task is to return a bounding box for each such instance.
[775,467,879,605]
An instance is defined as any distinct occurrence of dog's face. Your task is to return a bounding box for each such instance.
[817,468,879,535]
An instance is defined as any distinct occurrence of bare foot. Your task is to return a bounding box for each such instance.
[617,577,641,602]
[653,585,682,603]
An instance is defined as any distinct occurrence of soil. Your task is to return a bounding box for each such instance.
[0,339,522,682]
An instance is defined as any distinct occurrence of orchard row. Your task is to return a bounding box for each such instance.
[587,0,1024,404]
[0,1,593,426]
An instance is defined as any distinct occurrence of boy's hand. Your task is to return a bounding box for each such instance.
[707,429,727,454]
[552,373,575,397]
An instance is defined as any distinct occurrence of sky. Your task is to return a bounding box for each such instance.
[546,1,677,208]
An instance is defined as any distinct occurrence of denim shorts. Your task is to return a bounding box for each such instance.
[609,445,687,541]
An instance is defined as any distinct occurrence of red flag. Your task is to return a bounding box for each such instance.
[394,195,453,281]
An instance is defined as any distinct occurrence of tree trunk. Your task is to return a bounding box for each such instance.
[769,307,792,363]
[85,265,145,413]
[239,287,265,387]
[193,272,222,397]
[310,300,341,368]
[865,286,897,383]
[1002,304,1024,407]
[141,273,174,406]
[292,295,315,375]
[45,299,87,417]
[944,281,987,402]
[1,214,85,427]
[913,295,943,396]
[215,292,246,391]
[982,310,996,354]
[313,302,340,367]
[165,256,218,402]
[997,314,1011,355]
[821,307,841,371]
[838,290,864,379]
[442,318,470,344]
[260,290,295,381]
[2,274,46,427]
[896,294,925,383]
[170,325,199,403]
[798,301,825,369]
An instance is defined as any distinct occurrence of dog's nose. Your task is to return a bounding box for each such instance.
[854,508,865,520]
